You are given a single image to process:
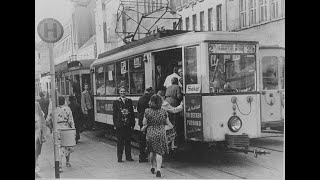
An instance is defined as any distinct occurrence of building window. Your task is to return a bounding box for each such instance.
[281,0,285,17]
[186,17,190,31]
[216,4,222,31]
[208,8,213,31]
[122,12,127,35]
[178,18,183,30]
[259,0,267,22]
[173,22,177,30]
[240,0,246,28]
[200,11,205,31]
[270,0,279,19]
[192,14,197,31]
[249,0,257,25]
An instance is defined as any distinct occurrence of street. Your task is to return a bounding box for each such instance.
[36,129,284,179]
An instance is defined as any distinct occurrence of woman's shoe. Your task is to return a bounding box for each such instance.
[59,166,63,172]
[66,162,72,167]
[156,171,161,177]
[150,168,155,174]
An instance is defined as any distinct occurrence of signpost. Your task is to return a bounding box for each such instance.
[37,18,64,179]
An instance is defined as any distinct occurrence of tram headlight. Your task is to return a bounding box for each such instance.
[228,116,242,132]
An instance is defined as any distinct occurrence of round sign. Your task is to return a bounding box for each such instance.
[37,18,64,43]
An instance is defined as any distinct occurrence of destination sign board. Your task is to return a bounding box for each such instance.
[209,43,256,54]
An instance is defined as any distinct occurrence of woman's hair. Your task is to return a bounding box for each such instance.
[171,77,178,85]
[157,90,165,98]
[148,94,163,110]
[58,96,65,106]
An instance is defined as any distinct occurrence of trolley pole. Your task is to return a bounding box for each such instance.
[48,42,60,179]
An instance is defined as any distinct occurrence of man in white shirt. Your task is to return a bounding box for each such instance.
[163,67,182,89]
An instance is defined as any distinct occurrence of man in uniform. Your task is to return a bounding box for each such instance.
[137,87,153,163]
[113,86,135,162]
[81,83,94,130]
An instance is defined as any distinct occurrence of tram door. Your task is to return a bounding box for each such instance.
[154,48,182,92]
[260,48,285,129]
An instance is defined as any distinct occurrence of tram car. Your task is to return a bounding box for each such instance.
[258,46,285,132]
[55,59,95,105]
[91,30,269,157]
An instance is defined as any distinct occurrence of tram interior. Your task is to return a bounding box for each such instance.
[154,48,182,92]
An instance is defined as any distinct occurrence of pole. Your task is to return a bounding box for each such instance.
[48,43,60,178]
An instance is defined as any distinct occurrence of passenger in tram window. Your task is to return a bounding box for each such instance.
[141,94,174,177]
[68,95,83,144]
[113,86,135,162]
[163,67,182,89]
[137,87,154,163]
[178,68,183,91]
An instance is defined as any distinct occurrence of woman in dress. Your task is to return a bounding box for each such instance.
[46,96,75,172]
[142,94,174,178]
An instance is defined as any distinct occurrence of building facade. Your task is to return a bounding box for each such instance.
[95,0,284,55]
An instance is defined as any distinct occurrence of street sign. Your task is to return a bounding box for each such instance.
[37,18,64,43]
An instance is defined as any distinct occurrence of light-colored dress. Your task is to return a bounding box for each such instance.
[46,102,75,156]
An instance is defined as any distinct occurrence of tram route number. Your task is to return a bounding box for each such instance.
[186,120,202,126]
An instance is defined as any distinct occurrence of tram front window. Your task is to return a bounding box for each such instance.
[208,44,256,93]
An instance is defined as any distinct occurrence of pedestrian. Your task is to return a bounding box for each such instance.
[137,87,153,163]
[37,92,50,119]
[35,101,47,173]
[165,77,182,107]
[68,95,83,144]
[141,94,174,178]
[113,86,135,162]
[163,66,182,89]
[69,77,81,104]
[81,83,95,130]
[157,90,183,150]
[46,96,75,172]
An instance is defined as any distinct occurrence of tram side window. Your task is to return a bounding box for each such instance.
[105,63,116,95]
[57,78,61,94]
[279,56,285,89]
[184,46,198,85]
[209,54,256,92]
[115,60,129,94]
[61,78,65,95]
[95,66,106,95]
[262,56,279,90]
[129,56,145,94]
[65,76,70,95]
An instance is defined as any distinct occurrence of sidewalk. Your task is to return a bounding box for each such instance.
[36,129,197,179]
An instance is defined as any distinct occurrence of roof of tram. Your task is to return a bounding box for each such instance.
[92,30,258,68]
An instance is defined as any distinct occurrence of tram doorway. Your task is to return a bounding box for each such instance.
[154,48,182,92]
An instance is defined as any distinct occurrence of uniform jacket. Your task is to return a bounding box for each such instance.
[81,90,93,114]
[113,98,135,129]
[137,93,152,127]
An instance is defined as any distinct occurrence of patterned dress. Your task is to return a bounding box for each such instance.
[47,103,75,156]
[145,108,169,155]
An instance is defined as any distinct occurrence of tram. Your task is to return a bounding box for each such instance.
[55,59,94,104]
[259,46,285,131]
[91,30,268,157]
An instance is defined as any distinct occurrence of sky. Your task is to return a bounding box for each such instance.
[35,0,73,42]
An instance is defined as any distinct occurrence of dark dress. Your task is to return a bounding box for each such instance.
[145,108,169,155]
